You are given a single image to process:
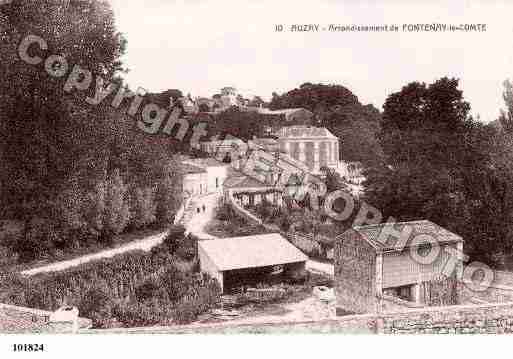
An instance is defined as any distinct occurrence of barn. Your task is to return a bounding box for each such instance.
[198,233,308,293]
[334,220,464,314]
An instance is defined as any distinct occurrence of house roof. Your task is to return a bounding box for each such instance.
[223,174,273,190]
[183,158,227,169]
[275,126,337,140]
[349,220,463,253]
[198,233,308,271]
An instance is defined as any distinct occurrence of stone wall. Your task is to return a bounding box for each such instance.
[86,315,376,334]
[335,229,377,314]
[227,191,264,226]
[457,280,513,304]
[379,302,513,334]
[88,300,513,334]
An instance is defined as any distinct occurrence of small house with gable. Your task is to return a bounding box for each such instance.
[334,220,464,314]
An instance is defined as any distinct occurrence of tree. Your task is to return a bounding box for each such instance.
[103,170,130,238]
[0,0,127,217]
[269,83,384,168]
[365,77,511,265]
[155,160,184,227]
[249,96,265,107]
[131,187,157,229]
[321,167,347,193]
[498,79,513,133]
[163,225,186,253]
[146,89,184,109]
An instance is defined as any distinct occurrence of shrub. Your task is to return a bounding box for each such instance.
[175,234,197,261]
[135,278,163,302]
[215,203,234,221]
[79,283,115,328]
[0,245,18,270]
[0,245,221,329]
[164,225,186,253]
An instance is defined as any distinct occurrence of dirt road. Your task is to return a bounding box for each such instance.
[20,231,167,276]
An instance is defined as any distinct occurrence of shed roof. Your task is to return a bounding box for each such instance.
[349,220,463,253]
[198,233,308,271]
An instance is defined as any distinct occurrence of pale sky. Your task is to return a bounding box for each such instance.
[108,0,513,123]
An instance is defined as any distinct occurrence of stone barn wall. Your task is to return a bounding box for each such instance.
[335,230,376,314]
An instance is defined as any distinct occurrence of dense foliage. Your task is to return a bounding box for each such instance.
[205,203,274,238]
[0,234,220,328]
[365,77,513,267]
[269,83,385,167]
[0,1,184,263]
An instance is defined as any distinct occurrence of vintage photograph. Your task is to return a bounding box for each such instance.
[1,0,513,348]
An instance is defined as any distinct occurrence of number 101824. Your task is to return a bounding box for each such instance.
[13,344,44,352]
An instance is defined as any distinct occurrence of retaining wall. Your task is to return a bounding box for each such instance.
[85,301,513,334]
[378,301,513,334]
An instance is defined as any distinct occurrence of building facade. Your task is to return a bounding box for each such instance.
[182,158,230,194]
[181,163,208,197]
[275,126,340,174]
[335,220,464,315]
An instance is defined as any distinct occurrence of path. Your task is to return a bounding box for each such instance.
[21,193,221,276]
[21,231,167,276]
[184,193,221,240]
[21,192,334,277]
[188,193,334,276]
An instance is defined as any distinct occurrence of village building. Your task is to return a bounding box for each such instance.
[182,158,230,194]
[200,137,248,161]
[256,108,314,135]
[334,220,464,315]
[198,233,308,293]
[274,126,343,175]
[221,147,317,208]
[181,162,208,197]
[223,171,284,208]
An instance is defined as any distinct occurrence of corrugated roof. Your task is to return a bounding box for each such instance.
[275,126,337,139]
[198,233,308,271]
[351,220,463,253]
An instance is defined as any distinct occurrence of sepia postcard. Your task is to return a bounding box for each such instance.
[1,0,512,357]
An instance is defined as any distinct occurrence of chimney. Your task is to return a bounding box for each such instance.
[48,306,80,334]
